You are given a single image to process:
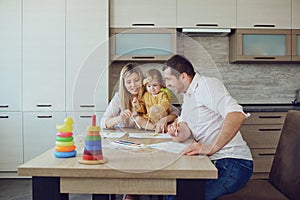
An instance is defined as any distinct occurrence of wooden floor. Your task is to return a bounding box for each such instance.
[0,178,166,200]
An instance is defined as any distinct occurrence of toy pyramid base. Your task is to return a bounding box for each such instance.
[78,157,107,165]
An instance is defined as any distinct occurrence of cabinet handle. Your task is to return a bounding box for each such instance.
[258,116,282,119]
[132,23,155,26]
[80,115,92,118]
[36,104,52,107]
[258,153,275,156]
[0,105,9,108]
[253,57,276,60]
[37,115,52,118]
[196,23,218,27]
[80,105,95,108]
[131,56,155,59]
[259,128,282,131]
[0,115,9,119]
[253,24,275,28]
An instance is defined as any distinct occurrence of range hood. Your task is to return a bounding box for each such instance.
[180,28,231,37]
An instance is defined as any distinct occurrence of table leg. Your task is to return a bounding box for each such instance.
[176,179,205,200]
[92,194,110,200]
[32,177,69,200]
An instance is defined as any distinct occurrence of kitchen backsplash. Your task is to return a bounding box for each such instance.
[110,34,300,104]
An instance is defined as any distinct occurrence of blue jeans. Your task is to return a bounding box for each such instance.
[166,158,253,200]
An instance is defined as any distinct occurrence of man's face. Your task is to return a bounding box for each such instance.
[163,67,184,94]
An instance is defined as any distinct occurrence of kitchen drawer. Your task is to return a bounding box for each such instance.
[251,148,276,174]
[244,112,286,124]
[241,124,282,148]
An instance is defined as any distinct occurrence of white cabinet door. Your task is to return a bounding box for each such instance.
[23,112,66,162]
[0,112,23,171]
[0,0,22,111]
[292,0,300,29]
[23,0,65,111]
[110,0,176,28]
[237,0,292,29]
[177,0,236,28]
[66,0,109,112]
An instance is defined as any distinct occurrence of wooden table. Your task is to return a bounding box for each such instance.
[18,129,217,200]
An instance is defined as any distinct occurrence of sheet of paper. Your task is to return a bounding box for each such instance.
[101,132,126,138]
[148,142,187,154]
[128,132,172,139]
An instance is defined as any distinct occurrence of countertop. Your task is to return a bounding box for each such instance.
[241,104,300,112]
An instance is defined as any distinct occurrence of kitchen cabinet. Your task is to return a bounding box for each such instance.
[110,28,176,61]
[292,0,300,29]
[23,0,65,111]
[0,113,23,171]
[23,112,66,162]
[177,0,236,28]
[292,30,300,61]
[66,0,109,112]
[240,112,286,179]
[0,0,22,111]
[237,0,292,29]
[229,29,292,62]
[110,0,176,28]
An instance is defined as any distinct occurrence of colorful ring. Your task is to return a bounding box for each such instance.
[85,140,102,146]
[85,135,101,141]
[55,141,74,147]
[54,150,76,158]
[87,132,100,136]
[85,145,102,151]
[55,145,76,152]
[82,154,103,160]
[56,136,73,142]
[57,132,73,137]
[87,126,100,132]
[84,149,103,155]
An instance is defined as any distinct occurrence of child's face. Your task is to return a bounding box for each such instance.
[146,80,161,95]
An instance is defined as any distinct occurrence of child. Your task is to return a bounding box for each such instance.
[132,68,170,130]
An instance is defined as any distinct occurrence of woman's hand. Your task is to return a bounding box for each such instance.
[131,97,139,108]
[119,109,132,121]
[181,141,213,156]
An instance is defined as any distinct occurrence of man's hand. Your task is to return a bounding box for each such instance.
[181,141,213,156]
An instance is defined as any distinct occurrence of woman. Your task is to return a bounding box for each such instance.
[101,63,180,200]
[101,63,179,133]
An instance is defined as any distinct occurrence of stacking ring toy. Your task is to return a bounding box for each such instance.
[54,150,76,158]
[55,145,76,152]
[56,136,73,142]
[87,132,101,136]
[85,145,102,151]
[82,154,103,160]
[57,132,73,137]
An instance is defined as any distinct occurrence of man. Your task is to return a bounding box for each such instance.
[163,54,253,200]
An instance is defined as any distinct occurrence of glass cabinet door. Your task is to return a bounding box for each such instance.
[292,30,300,61]
[229,29,291,62]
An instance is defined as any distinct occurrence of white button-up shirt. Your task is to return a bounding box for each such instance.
[179,73,252,161]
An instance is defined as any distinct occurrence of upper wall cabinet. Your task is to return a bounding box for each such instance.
[229,29,291,62]
[292,30,300,61]
[23,0,65,111]
[292,0,300,29]
[110,0,176,28]
[237,0,292,29]
[177,0,236,28]
[66,0,109,112]
[0,0,22,111]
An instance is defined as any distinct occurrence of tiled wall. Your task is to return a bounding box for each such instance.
[110,35,300,104]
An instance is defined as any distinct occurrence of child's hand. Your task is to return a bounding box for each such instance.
[132,97,139,107]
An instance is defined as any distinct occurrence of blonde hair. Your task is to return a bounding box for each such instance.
[119,63,145,120]
[143,68,165,87]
